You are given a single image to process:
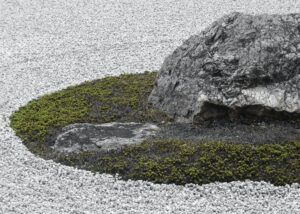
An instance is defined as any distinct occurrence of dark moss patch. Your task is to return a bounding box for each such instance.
[10,71,172,158]
[9,71,300,186]
[57,140,300,186]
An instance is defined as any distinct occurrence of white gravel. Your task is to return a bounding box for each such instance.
[0,0,300,213]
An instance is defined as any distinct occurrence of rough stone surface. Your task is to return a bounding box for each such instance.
[52,122,160,153]
[149,12,300,123]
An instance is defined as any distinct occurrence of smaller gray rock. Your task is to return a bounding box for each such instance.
[51,122,160,153]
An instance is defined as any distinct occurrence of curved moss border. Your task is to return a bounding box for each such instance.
[10,71,300,186]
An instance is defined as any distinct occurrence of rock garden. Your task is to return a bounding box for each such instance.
[10,12,300,186]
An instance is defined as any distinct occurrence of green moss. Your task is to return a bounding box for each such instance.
[58,140,300,186]
[10,71,171,157]
[9,71,300,186]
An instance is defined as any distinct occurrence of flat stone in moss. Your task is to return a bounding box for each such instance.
[52,122,160,153]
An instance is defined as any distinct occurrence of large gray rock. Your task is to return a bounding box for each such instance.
[148,12,300,123]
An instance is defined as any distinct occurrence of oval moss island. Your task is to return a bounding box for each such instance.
[10,71,300,186]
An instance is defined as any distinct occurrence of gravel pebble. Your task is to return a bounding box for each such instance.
[0,0,300,213]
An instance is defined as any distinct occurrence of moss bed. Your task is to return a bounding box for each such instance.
[10,71,300,186]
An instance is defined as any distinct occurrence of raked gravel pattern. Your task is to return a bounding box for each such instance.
[0,0,300,213]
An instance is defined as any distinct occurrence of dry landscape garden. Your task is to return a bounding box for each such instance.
[10,12,300,187]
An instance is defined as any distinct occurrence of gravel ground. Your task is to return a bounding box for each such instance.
[0,0,300,213]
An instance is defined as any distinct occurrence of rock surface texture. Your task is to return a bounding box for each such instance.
[52,122,159,153]
[149,12,300,123]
